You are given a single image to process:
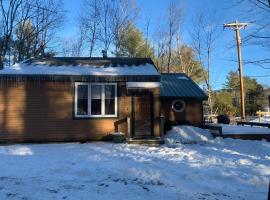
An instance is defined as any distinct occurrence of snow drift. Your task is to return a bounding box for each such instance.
[164,125,213,144]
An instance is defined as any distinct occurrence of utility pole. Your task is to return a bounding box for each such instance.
[224,20,249,120]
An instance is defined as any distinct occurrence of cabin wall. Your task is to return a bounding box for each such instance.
[161,98,203,126]
[0,80,161,143]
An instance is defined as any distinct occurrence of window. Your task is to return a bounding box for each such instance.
[76,84,88,115]
[172,100,186,113]
[75,83,117,117]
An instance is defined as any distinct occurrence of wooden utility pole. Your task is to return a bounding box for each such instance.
[224,20,249,120]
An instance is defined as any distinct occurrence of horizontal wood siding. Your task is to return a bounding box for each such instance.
[161,98,203,126]
[0,81,132,143]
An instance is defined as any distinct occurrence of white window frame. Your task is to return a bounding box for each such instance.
[75,82,117,118]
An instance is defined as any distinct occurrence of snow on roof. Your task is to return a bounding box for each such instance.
[177,76,189,80]
[0,58,160,76]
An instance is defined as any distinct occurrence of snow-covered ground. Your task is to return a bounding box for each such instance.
[0,126,269,200]
[220,124,270,135]
[251,115,270,123]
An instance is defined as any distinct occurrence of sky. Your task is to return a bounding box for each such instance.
[61,0,270,90]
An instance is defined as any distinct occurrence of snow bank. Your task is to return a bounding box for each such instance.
[251,115,270,123]
[0,63,160,76]
[220,124,270,135]
[164,125,213,144]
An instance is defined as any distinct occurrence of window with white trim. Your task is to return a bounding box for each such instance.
[75,83,117,117]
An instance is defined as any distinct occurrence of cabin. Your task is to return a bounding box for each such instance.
[160,73,208,129]
[0,57,207,144]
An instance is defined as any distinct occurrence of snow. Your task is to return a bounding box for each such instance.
[111,132,125,136]
[177,76,189,80]
[126,82,160,89]
[219,124,270,135]
[0,128,269,200]
[251,115,270,123]
[165,125,213,144]
[0,62,160,76]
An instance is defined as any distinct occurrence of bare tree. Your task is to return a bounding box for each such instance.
[78,0,100,57]
[0,0,64,67]
[98,0,113,54]
[61,38,82,57]
[144,14,152,57]
[31,0,64,57]
[155,23,167,72]
[110,0,139,56]
[0,0,22,68]
[166,0,183,72]
[13,0,64,62]
[190,12,218,117]
[232,0,270,67]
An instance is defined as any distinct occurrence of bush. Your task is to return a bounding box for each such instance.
[217,114,230,124]
[112,132,125,143]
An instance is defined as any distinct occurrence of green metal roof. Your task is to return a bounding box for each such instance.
[160,73,208,100]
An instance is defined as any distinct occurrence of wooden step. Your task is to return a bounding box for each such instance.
[127,137,164,145]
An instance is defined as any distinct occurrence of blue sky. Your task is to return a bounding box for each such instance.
[61,0,270,89]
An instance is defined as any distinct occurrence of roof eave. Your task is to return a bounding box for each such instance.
[160,96,208,101]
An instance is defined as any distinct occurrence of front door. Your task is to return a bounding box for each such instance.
[132,93,153,138]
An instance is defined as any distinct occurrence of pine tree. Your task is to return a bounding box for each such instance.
[118,22,154,58]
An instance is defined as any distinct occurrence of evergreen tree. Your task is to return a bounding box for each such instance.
[118,22,154,58]
[221,71,266,115]
[15,20,36,62]
[213,91,238,116]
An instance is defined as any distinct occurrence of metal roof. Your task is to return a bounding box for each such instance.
[160,73,208,100]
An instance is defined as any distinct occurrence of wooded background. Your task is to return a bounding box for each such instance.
[0,0,269,116]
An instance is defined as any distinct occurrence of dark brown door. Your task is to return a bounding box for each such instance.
[133,94,153,137]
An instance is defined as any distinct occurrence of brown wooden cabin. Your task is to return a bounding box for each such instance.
[0,58,206,144]
[160,73,208,130]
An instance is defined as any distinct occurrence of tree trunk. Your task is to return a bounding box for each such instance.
[0,56,4,69]
[207,48,213,117]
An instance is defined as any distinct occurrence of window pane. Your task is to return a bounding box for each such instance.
[105,99,115,115]
[105,85,116,115]
[91,85,102,115]
[105,85,115,99]
[77,85,88,115]
[91,99,102,115]
[91,85,102,99]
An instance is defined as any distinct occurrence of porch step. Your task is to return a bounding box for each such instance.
[126,137,164,145]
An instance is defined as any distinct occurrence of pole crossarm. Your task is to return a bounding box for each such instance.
[223,22,250,30]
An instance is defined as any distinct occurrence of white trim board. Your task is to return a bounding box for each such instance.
[126,82,160,89]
